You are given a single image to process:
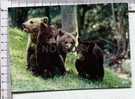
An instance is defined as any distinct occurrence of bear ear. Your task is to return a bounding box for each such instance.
[74,32,78,37]
[40,23,46,30]
[78,37,81,43]
[58,30,64,36]
[88,41,95,50]
[42,17,48,24]
[78,37,84,44]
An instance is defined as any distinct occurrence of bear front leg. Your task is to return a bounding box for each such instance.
[27,46,34,70]
[97,64,104,81]
[55,54,66,75]
[35,43,46,75]
[95,53,104,81]
[61,52,67,62]
[36,43,44,66]
[75,59,86,77]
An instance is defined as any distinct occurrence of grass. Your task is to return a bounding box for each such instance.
[9,28,131,92]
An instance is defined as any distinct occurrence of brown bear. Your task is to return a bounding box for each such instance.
[56,30,76,62]
[22,17,77,77]
[36,21,66,77]
[22,17,49,70]
[75,40,104,81]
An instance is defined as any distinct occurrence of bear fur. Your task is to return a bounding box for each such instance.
[36,22,66,77]
[22,17,48,70]
[75,40,104,81]
[57,30,76,62]
[22,17,77,77]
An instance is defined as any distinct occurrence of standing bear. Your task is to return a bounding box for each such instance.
[75,40,104,81]
[22,17,49,70]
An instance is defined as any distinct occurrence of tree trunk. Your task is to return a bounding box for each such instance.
[61,5,79,46]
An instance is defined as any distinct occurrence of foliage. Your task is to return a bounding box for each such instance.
[78,3,128,40]
[8,8,28,27]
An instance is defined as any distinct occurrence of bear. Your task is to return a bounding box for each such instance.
[56,30,76,62]
[36,21,66,78]
[75,40,104,81]
[22,17,49,70]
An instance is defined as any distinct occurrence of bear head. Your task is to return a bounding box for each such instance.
[77,39,95,59]
[57,30,76,53]
[38,20,58,46]
[22,17,49,33]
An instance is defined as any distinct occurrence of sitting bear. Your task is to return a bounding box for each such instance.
[36,21,66,77]
[57,30,76,62]
[22,17,49,70]
[75,40,104,81]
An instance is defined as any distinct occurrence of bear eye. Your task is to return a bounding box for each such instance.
[47,35,52,39]
[65,41,68,44]
[30,21,34,24]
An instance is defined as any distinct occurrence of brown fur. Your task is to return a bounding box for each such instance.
[36,22,66,77]
[57,30,76,61]
[75,40,104,81]
[22,17,49,70]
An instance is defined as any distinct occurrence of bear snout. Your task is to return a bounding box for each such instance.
[22,23,26,28]
[65,43,71,49]
[22,23,30,33]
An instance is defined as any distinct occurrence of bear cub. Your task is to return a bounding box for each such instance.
[57,30,76,62]
[75,40,104,81]
[36,21,66,78]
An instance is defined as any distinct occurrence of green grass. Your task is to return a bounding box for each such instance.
[9,28,131,92]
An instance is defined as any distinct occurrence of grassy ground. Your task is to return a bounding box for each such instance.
[9,28,131,92]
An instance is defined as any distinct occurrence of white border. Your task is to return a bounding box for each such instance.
[0,0,135,99]
[7,0,135,8]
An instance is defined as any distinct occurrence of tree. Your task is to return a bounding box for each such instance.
[8,8,29,28]
[61,5,79,46]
